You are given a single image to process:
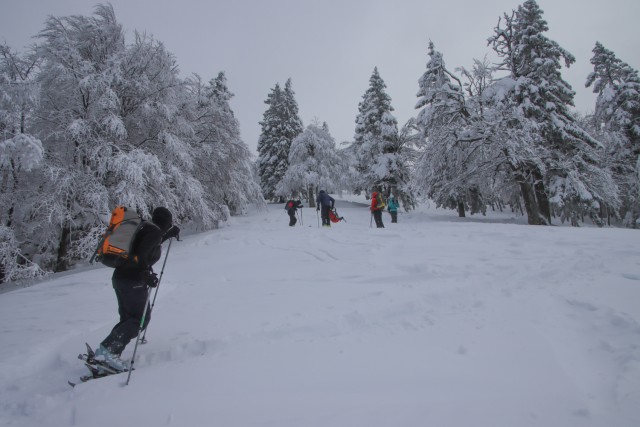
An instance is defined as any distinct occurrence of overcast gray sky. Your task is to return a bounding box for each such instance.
[2,0,639,154]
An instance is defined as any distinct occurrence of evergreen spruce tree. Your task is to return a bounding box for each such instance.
[489,0,617,225]
[257,83,283,201]
[586,42,640,153]
[353,67,399,194]
[586,42,640,225]
[257,78,303,201]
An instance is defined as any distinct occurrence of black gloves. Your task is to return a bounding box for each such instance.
[163,225,180,241]
[145,270,159,288]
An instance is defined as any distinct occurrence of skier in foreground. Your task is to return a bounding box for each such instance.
[95,207,179,372]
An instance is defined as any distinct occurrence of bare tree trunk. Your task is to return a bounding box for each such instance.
[532,168,551,224]
[307,186,316,208]
[518,180,547,225]
[457,201,466,217]
[54,223,70,273]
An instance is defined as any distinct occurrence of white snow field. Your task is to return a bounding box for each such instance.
[1,198,639,427]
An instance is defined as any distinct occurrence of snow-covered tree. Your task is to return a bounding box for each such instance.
[257,79,303,201]
[0,4,266,280]
[188,72,264,217]
[0,134,44,284]
[586,42,640,226]
[414,42,475,216]
[23,4,127,271]
[0,44,42,230]
[489,0,617,225]
[113,32,216,228]
[257,83,283,200]
[0,133,44,224]
[353,67,399,195]
[0,43,40,137]
[586,42,640,147]
[277,121,344,205]
[32,4,214,271]
[0,225,45,284]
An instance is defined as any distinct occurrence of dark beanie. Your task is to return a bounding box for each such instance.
[152,207,172,232]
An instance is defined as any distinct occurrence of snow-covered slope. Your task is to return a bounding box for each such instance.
[1,199,639,427]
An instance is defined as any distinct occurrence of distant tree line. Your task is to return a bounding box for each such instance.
[256,0,638,229]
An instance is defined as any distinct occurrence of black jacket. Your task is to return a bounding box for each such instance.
[113,221,163,282]
[285,200,303,211]
[316,191,335,208]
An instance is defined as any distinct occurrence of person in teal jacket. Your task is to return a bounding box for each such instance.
[387,194,399,223]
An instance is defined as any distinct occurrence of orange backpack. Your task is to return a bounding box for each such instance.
[91,206,144,268]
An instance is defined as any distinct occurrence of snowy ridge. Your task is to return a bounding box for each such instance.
[0,199,639,427]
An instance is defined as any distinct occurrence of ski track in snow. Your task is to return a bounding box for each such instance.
[0,200,639,426]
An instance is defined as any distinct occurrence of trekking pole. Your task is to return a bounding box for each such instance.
[139,238,173,344]
[126,238,173,386]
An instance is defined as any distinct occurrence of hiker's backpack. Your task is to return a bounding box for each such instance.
[329,209,342,223]
[285,201,295,210]
[92,206,144,268]
[377,193,386,210]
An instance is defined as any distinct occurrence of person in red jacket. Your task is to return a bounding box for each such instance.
[370,191,385,228]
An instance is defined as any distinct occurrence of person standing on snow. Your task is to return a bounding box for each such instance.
[370,191,385,228]
[95,207,180,372]
[316,190,335,227]
[285,199,304,226]
[387,194,399,223]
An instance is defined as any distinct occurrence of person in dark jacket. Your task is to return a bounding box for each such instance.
[316,190,335,227]
[95,207,180,371]
[285,199,304,226]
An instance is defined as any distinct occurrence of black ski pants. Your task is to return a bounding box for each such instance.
[373,210,385,228]
[288,209,297,226]
[101,275,150,356]
[320,205,331,226]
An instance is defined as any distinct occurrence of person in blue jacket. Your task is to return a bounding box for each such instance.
[387,194,399,223]
[316,190,335,227]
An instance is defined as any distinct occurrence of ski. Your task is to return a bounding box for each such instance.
[68,368,117,387]
[78,353,122,375]
[68,372,109,388]
[68,343,127,387]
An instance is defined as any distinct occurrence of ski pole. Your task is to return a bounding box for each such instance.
[126,238,173,385]
[139,238,173,344]
[125,289,152,386]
